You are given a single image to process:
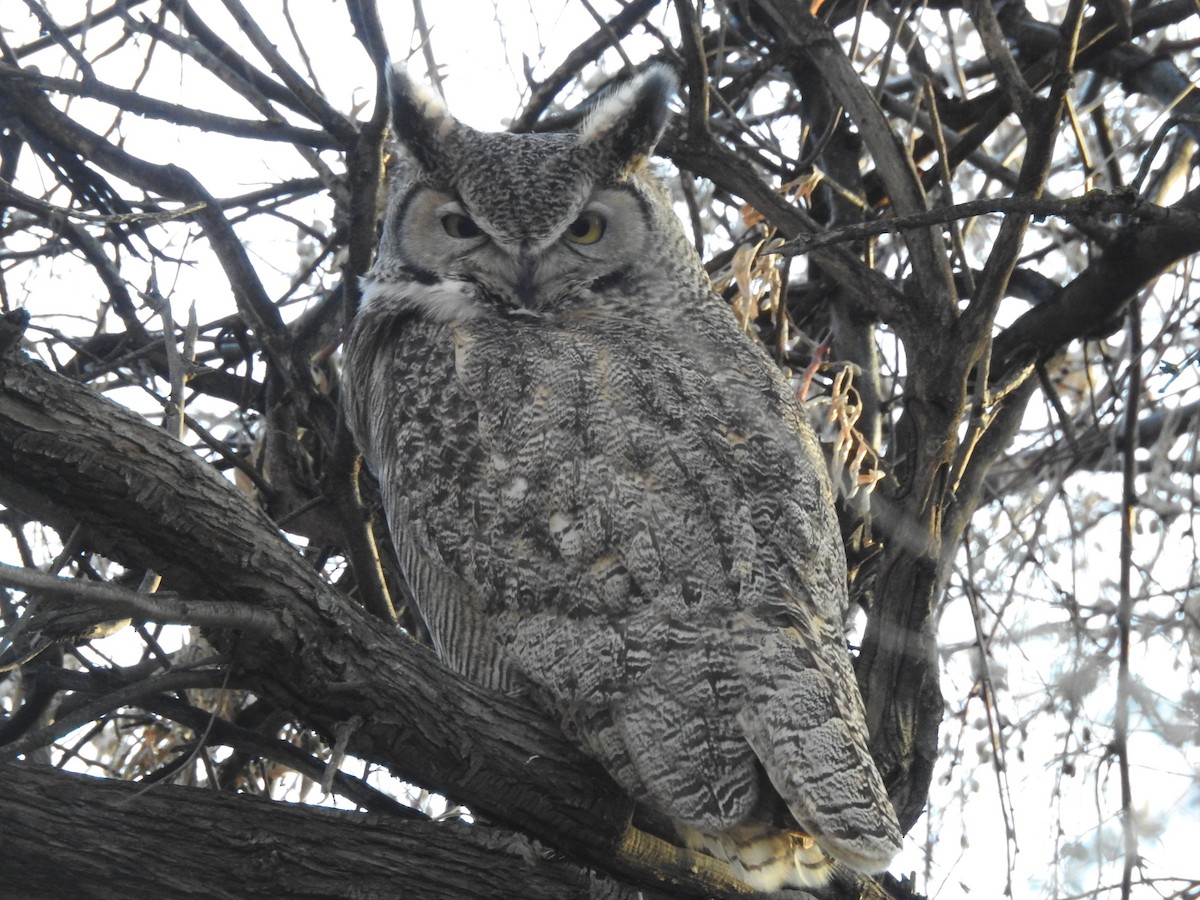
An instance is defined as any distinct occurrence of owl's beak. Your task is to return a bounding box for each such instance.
[516,244,538,306]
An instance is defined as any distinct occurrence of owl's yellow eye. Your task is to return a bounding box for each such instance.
[564,211,606,245]
[442,212,482,239]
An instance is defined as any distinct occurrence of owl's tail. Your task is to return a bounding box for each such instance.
[679,822,833,891]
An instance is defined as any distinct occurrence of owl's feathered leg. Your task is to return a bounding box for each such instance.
[614,823,761,895]
[678,823,832,891]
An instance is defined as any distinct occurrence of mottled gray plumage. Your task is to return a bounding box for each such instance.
[341,65,902,890]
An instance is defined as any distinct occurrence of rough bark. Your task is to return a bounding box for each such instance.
[0,762,622,900]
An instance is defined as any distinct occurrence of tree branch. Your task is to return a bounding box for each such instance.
[991,184,1200,381]
[0,762,649,900]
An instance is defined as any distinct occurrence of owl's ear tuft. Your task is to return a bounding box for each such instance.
[578,65,677,174]
[386,65,458,171]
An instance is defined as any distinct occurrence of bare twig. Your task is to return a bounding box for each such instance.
[1115,299,1143,900]
[0,563,278,634]
[777,191,1200,256]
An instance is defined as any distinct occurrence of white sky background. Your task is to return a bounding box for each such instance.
[6,3,1200,898]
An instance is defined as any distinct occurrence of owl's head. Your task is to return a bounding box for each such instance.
[364,65,703,319]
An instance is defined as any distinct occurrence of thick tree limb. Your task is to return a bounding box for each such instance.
[0,762,642,900]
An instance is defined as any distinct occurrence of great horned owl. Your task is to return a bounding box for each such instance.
[341,65,902,891]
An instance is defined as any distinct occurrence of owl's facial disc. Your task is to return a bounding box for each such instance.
[396,186,648,312]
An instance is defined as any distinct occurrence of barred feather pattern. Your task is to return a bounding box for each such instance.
[341,65,903,891]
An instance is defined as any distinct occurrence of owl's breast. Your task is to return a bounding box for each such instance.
[443,312,841,615]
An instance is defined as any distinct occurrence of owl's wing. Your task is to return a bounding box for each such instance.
[736,605,902,872]
[395,508,528,693]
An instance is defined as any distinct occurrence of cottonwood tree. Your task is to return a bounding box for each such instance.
[1,2,1197,898]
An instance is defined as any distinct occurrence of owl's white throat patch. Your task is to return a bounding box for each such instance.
[359,273,484,324]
